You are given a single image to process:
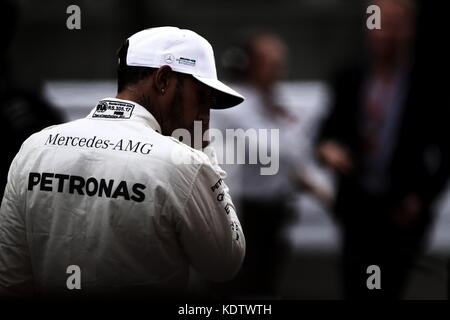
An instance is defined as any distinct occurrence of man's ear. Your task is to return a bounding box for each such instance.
[154,65,174,94]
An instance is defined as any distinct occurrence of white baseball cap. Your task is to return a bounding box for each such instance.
[125,26,244,109]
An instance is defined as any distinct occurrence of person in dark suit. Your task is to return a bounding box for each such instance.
[317,0,449,299]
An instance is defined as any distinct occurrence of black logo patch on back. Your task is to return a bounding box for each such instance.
[93,100,134,119]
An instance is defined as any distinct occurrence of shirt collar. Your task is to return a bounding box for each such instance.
[87,97,162,133]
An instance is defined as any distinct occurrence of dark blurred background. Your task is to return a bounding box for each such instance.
[9,0,367,85]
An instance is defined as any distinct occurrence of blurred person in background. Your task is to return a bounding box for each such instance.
[0,0,62,196]
[211,32,327,298]
[317,0,449,299]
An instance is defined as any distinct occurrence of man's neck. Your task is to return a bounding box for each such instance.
[116,90,164,131]
[116,90,148,109]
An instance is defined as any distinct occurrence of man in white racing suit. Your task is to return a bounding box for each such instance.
[0,27,246,298]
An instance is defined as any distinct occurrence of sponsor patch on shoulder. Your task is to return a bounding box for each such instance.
[93,100,134,119]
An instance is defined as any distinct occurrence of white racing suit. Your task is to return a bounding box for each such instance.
[0,98,245,297]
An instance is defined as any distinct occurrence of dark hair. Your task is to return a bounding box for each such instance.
[116,40,156,93]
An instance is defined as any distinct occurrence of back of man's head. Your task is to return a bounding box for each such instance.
[116,40,155,93]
